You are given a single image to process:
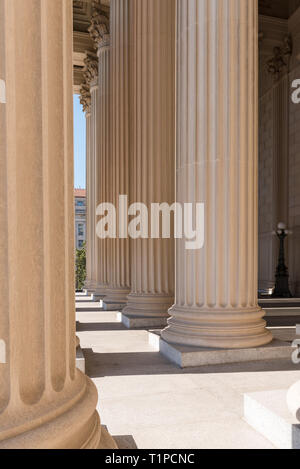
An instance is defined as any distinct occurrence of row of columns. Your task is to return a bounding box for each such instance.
[84,0,272,349]
[0,0,277,450]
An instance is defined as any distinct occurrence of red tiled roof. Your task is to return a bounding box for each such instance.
[74,188,86,198]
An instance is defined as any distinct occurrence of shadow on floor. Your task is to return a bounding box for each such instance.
[76,299,97,303]
[113,435,138,450]
[267,317,300,327]
[83,348,299,378]
[77,321,127,332]
[76,321,163,333]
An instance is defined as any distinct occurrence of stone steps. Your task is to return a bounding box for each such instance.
[244,390,300,449]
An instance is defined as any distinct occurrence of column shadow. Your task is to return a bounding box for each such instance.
[82,348,299,378]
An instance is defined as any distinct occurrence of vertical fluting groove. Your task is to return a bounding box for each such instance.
[47,0,67,392]
[162,0,272,349]
[16,0,45,404]
[41,0,51,395]
[5,0,18,406]
[0,0,10,412]
[123,0,175,319]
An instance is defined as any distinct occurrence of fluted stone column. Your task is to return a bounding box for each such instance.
[81,86,93,293]
[90,74,100,298]
[89,6,111,301]
[0,0,116,448]
[81,53,98,295]
[122,0,176,327]
[162,0,273,349]
[103,0,131,309]
[84,111,92,292]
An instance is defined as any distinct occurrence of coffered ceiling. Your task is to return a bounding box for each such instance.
[259,0,300,19]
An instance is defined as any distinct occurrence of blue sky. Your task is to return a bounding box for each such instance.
[73,95,86,189]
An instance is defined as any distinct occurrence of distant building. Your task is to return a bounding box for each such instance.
[75,189,86,250]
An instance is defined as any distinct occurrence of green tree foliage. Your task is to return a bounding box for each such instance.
[75,243,86,291]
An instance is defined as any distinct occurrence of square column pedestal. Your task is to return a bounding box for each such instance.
[149,331,295,368]
[121,313,169,329]
[103,301,127,312]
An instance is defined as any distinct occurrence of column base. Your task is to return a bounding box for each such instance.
[102,287,130,311]
[76,346,86,374]
[91,285,107,301]
[150,331,292,368]
[121,312,168,329]
[83,289,95,296]
[104,287,130,305]
[103,301,126,311]
[0,374,117,449]
[99,426,118,449]
[162,305,273,349]
[122,293,173,329]
[91,294,105,302]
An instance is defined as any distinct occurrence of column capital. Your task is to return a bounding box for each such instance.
[88,0,110,51]
[79,52,98,114]
[79,83,91,115]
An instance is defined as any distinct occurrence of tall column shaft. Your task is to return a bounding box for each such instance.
[84,112,93,290]
[162,0,272,349]
[81,52,98,293]
[90,80,98,291]
[104,0,131,307]
[0,0,115,448]
[122,0,176,325]
[94,42,111,298]
[87,4,111,300]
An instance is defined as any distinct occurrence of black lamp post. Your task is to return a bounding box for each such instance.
[272,222,293,298]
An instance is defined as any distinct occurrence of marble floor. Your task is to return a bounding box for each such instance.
[76,292,300,449]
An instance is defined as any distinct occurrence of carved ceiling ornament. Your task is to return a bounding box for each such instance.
[88,0,110,50]
[267,34,293,79]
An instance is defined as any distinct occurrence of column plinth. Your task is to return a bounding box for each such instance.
[0,0,116,449]
[161,0,272,349]
[122,0,175,327]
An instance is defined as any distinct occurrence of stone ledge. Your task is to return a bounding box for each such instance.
[149,332,294,368]
[121,313,168,329]
[244,390,300,449]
